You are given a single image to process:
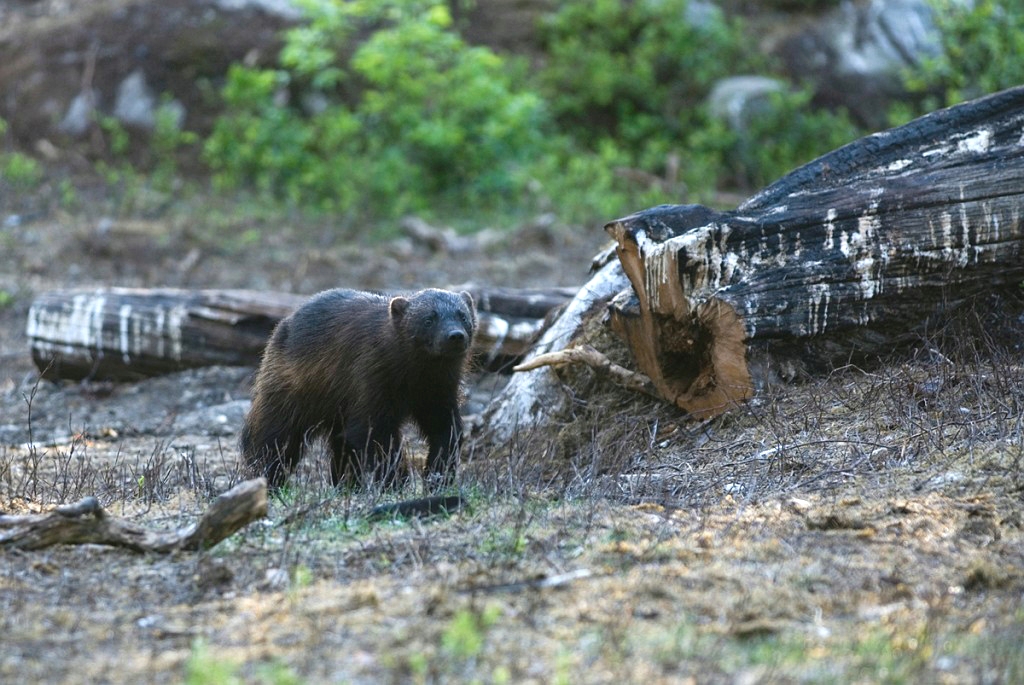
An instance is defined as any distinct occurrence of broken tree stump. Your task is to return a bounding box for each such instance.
[477,86,1024,440]
[606,86,1024,418]
[26,286,574,381]
[0,478,267,552]
[479,260,632,443]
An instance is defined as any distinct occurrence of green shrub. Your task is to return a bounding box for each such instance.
[891,0,1024,124]
[537,0,759,154]
[202,0,875,227]
[694,87,862,189]
[0,151,43,190]
[151,99,197,192]
[0,117,44,190]
[204,0,548,223]
[532,0,859,200]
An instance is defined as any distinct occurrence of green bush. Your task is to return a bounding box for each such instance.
[531,0,767,206]
[532,0,860,202]
[695,87,862,189]
[537,0,759,154]
[202,0,874,228]
[0,151,43,190]
[892,0,1024,124]
[0,118,44,190]
[205,0,548,222]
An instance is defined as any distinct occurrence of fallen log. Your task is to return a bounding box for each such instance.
[479,260,631,443]
[605,86,1024,417]
[0,478,267,552]
[480,86,1024,437]
[26,286,573,381]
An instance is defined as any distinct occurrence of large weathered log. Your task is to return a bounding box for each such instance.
[0,478,267,552]
[606,86,1024,418]
[27,289,298,381]
[26,286,574,381]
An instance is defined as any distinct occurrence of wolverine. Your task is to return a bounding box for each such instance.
[240,288,477,490]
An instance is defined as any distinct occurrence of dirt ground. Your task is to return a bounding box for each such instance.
[2,179,1024,684]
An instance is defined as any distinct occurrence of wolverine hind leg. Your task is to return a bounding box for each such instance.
[338,422,407,490]
[240,404,305,488]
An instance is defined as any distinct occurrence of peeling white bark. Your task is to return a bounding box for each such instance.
[480,260,631,443]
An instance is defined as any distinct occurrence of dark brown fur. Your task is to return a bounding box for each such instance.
[240,288,477,490]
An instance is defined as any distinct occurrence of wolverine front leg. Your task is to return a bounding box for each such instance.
[345,420,405,489]
[328,432,358,488]
[418,408,462,488]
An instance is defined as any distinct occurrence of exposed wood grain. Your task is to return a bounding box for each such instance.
[605,86,1024,417]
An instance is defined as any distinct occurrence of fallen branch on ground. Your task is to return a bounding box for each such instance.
[0,478,267,552]
[463,568,594,594]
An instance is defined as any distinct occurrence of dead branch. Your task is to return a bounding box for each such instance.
[0,478,267,552]
[463,568,594,594]
[513,345,658,398]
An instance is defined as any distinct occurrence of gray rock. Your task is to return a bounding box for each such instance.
[706,76,787,132]
[58,90,99,137]
[685,0,724,29]
[776,0,943,127]
[214,0,300,20]
[114,69,157,129]
[112,70,187,131]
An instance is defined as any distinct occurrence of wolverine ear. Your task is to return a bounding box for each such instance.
[389,296,409,319]
[459,290,475,312]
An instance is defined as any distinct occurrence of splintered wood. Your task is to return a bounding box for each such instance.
[606,86,1024,418]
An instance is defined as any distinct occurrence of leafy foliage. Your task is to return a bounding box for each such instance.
[698,87,862,190]
[205,0,547,221]
[202,0,870,229]
[891,0,1024,123]
[117,0,1024,230]
[0,118,44,190]
[537,0,756,154]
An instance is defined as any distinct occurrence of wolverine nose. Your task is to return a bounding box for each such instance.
[444,329,469,352]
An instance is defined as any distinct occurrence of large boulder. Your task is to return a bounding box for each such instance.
[775,0,942,128]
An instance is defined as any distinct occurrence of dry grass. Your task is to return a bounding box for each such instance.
[2,167,1022,681]
[3,299,1024,683]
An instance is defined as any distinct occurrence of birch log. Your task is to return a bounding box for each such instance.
[26,287,574,381]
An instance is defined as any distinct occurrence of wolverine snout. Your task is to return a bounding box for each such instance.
[443,328,469,353]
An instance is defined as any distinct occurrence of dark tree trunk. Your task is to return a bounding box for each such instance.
[605,86,1024,417]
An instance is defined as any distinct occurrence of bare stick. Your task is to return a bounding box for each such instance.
[0,478,267,552]
[513,345,658,398]
[463,568,594,594]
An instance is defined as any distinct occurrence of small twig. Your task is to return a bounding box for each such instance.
[514,345,659,398]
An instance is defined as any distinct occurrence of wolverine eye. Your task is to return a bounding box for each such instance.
[425,314,437,326]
